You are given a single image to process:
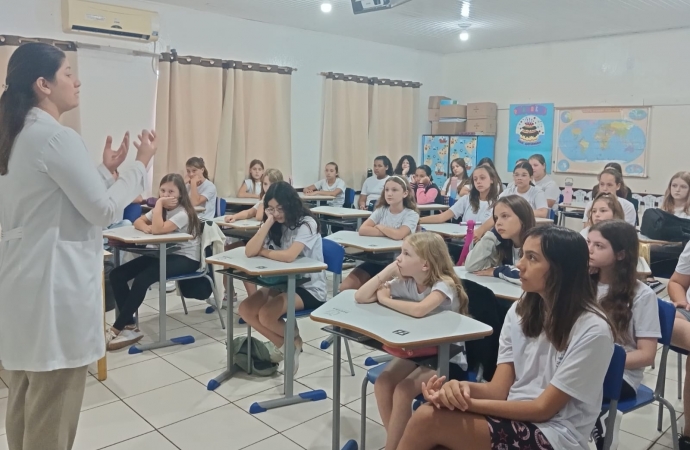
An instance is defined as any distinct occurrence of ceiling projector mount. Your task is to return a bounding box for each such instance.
[350,0,414,14]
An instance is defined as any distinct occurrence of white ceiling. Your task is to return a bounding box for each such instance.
[152,0,690,54]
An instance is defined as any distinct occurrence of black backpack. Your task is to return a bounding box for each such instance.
[640,208,690,243]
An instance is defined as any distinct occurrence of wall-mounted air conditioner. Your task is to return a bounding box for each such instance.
[62,0,159,42]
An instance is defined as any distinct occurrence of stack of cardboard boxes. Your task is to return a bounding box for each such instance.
[428,96,497,136]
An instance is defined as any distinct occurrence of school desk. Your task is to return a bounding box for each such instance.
[298,192,336,203]
[454,266,524,301]
[212,217,262,230]
[325,230,402,253]
[98,250,112,381]
[205,247,327,413]
[224,197,261,207]
[638,233,683,246]
[535,217,554,224]
[311,206,372,229]
[421,223,468,239]
[102,226,196,353]
[557,202,587,226]
[416,203,450,215]
[310,290,493,450]
[141,205,205,213]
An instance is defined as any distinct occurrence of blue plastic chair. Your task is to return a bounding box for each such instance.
[343,188,356,209]
[216,197,227,217]
[122,203,142,223]
[600,345,627,450]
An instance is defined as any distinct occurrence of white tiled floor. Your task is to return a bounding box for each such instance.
[0,283,684,449]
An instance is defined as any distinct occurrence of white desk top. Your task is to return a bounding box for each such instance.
[535,217,553,224]
[206,247,326,276]
[421,224,468,238]
[638,232,681,245]
[417,203,449,212]
[224,197,260,206]
[325,231,402,252]
[103,226,193,244]
[310,290,493,348]
[311,206,372,219]
[141,205,204,213]
[299,192,335,202]
[104,250,112,258]
[559,202,587,211]
[213,217,262,229]
[455,267,523,301]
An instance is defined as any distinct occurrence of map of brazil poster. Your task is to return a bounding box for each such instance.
[554,106,650,177]
[508,104,555,173]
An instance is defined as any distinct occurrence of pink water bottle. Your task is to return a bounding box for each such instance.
[457,220,475,266]
[563,177,574,204]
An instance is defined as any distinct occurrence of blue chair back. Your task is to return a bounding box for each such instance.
[558,193,564,203]
[323,238,345,275]
[344,188,355,209]
[657,299,676,346]
[216,198,227,217]
[603,345,627,401]
[123,203,142,223]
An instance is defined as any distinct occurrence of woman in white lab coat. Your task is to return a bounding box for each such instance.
[0,43,157,450]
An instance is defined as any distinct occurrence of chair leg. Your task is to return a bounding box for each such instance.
[360,376,370,450]
[135,310,139,329]
[679,352,683,400]
[180,292,189,315]
[213,294,226,330]
[344,340,355,376]
[658,396,680,450]
[247,326,252,375]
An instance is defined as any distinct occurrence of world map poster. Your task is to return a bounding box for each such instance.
[554,106,651,177]
[508,104,555,172]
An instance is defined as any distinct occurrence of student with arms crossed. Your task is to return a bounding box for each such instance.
[303,161,346,207]
[359,156,393,210]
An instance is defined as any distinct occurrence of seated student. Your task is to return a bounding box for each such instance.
[225,169,283,224]
[591,162,634,202]
[529,153,561,210]
[396,226,614,450]
[503,158,528,192]
[441,158,471,198]
[238,181,326,374]
[354,232,470,450]
[580,192,625,238]
[340,176,420,291]
[237,159,264,198]
[477,157,503,192]
[394,155,417,183]
[303,161,346,207]
[185,156,217,221]
[648,171,690,281]
[668,240,690,450]
[421,165,500,225]
[107,174,201,350]
[359,156,393,210]
[583,168,637,226]
[465,195,536,284]
[412,165,442,205]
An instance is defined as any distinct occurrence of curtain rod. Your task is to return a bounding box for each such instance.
[319,72,422,87]
[75,41,159,58]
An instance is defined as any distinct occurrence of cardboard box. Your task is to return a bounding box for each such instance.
[428,108,440,122]
[467,102,498,119]
[431,121,466,135]
[439,104,467,119]
[428,96,450,109]
[466,118,497,135]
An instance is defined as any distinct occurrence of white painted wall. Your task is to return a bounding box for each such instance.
[442,28,690,194]
[0,0,444,188]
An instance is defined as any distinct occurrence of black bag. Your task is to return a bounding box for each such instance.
[104,260,116,312]
[640,208,690,243]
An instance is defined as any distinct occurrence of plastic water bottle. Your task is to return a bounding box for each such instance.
[367,169,373,178]
[457,220,475,266]
[563,177,574,204]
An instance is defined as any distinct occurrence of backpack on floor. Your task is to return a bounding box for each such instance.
[231,336,279,376]
[640,209,690,243]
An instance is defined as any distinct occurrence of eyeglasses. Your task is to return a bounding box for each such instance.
[266,207,284,215]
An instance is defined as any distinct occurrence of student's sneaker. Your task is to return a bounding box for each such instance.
[266,341,285,364]
[166,281,176,293]
[105,329,144,351]
[591,409,622,450]
[679,434,690,450]
[124,324,140,333]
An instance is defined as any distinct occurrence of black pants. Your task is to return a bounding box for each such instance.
[110,254,199,330]
[650,244,684,278]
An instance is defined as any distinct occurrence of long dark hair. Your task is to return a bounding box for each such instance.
[589,220,639,346]
[513,161,535,187]
[375,155,394,176]
[468,165,499,213]
[592,166,630,199]
[263,181,320,246]
[477,157,503,190]
[159,173,202,238]
[493,195,536,264]
[450,157,470,193]
[394,155,417,176]
[0,43,66,175]
[186,156,209,179]
[516,226,608,351]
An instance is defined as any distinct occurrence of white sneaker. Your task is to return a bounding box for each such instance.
[166,281,176,293]
[266,341,284,363]
[106,329,143,351]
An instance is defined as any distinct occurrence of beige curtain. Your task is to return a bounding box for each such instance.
[215,62,293,198]
[319,76,370,191]
[154,53,224,185]
[368,81,420,164]
[0,35,81,132]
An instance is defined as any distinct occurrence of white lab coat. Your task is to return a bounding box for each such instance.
[0,108,146,371]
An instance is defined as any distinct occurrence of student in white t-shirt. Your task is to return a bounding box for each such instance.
[355,232,470,450]
[239,181,326,375]
[421,165,500,226]
[398,226,614,450]
[582,168,637,226]
[441,157,472,198]
[580,192,625,239]
[503,158,528,192]
[529,154,561,211]
[660,171,690,219]
[108,174,202,351]
[184,157,217,221]
[587,221,659,397]
[303,162,347,207]
[340,175,420,291]
[358,155,393,210]
[668,241,690,449]
[237,159,264,198]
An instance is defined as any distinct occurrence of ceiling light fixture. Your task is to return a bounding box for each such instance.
[321,2,332,13]
[458,23,471,41]
[460,1,470,18]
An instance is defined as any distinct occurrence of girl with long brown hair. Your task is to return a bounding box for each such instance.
[581,192,625,238]
[185,156,217,220]
[237,159,264,198]
[584,167,637,225]
[441,157,471,198]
